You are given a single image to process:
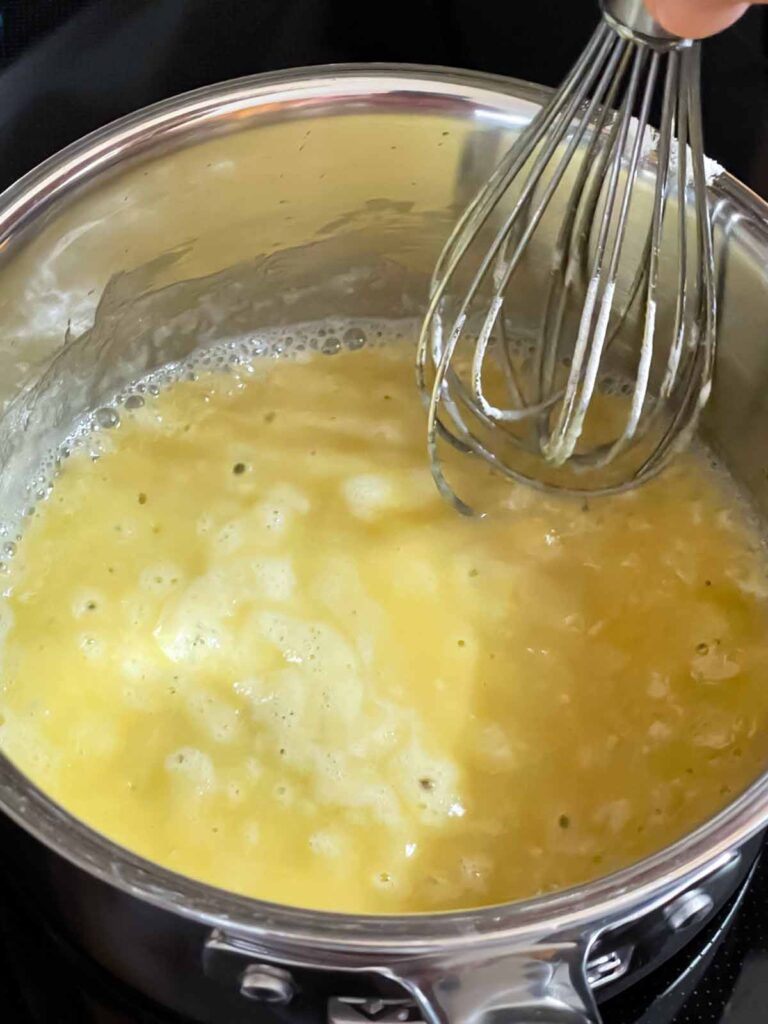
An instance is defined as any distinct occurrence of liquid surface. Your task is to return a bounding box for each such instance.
[1,340,768,913]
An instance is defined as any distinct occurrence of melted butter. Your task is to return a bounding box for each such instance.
[1,341,768,913]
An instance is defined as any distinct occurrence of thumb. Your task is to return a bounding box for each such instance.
[645,0,750,37]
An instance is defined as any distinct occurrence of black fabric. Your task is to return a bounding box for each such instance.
[0,0,766,195]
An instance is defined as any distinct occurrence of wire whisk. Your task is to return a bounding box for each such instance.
[416,0,716,515]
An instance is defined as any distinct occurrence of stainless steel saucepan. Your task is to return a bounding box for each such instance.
[0,65,766,1024]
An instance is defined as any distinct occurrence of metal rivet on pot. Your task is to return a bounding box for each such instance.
[240,963,296,1004]
[664,889,714,933]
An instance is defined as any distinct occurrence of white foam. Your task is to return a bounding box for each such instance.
[342,474,395,520]
[185,687,241,744]
[309,830,343,858]
[165,746,216,794]
[139,563,183,596]
[250,557,296,603]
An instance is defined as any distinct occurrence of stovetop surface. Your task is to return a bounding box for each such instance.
[0,2,767,1022]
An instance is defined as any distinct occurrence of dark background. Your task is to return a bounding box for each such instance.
[0,0,767,197]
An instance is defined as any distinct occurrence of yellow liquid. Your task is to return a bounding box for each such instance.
[1,340,768,913]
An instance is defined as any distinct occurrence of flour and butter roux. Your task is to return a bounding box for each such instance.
[1,331,767,913]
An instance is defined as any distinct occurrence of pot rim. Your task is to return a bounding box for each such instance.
[0,61,767,956]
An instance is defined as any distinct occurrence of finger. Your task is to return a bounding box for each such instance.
[645,0,750,37]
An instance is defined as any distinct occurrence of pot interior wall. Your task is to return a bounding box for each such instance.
[0,77,764,529]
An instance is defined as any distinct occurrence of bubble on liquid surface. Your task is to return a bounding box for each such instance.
[94,407,120,430]
[321,336,341,356]
[343,327,367,351]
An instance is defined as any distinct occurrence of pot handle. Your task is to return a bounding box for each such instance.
[388,941,600,1024]
[204,929,600,1024]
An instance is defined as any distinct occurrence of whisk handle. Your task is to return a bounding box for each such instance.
[600,0,692,47]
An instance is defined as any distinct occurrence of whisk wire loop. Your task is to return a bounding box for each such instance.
[417,3,717,514]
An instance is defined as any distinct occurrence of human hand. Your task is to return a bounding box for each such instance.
[645,0,768,37]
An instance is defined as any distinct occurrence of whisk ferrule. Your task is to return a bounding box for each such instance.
[600,0,691,49]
